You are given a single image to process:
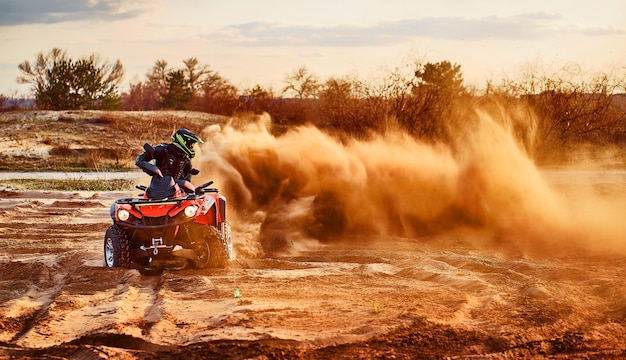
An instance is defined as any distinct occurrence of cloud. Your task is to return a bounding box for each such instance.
[0,0,149,26]
[580,26,625,36]
[207,13,624,47]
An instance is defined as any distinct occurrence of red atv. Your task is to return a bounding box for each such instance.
[104,176,233,271]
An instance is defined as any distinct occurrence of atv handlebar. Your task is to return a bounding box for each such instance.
[195,181,214,194]
[136,180,217,198]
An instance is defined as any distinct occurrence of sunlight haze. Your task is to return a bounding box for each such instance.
[0,0,624,96]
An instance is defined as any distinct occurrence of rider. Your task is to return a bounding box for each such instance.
[135,128,203,196]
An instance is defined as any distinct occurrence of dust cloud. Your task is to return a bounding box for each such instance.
[194,106,626,257]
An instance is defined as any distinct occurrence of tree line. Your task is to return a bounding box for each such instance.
[2,47,626,163]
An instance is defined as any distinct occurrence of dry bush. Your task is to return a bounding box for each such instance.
[49,144,75,156]
[497,65,626,164]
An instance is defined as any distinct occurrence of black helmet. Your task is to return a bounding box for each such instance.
[172,128,203,158]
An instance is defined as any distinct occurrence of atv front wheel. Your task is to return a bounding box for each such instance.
[192,226,228,269]
[104,225,131,268]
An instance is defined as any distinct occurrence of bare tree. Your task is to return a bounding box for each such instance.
[92,54,124,89]
[319,77,353,126]
[282,66,320,99]
[144,60,169,109]
[183,57,209,96]
[17,48,68,95]
[317,75,386,138]
[199,72,238,115]
[122,81,145,110]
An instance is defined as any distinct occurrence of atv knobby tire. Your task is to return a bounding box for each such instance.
[104,225,131,268]
[193,226,229,269]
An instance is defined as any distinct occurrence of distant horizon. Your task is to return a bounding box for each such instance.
[6,72,626,103]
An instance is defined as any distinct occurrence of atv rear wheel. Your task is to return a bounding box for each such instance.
[104,225,131,268]
[222,221,234,260]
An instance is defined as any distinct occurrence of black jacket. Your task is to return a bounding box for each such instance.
[135,143,193,187]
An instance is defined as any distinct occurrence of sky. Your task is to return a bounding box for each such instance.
[1,0,625,96]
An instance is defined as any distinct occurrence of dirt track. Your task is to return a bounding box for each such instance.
[1,173,626,359]
[1,110,626,359]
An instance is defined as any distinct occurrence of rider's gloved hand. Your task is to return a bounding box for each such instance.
[183,181,195,192]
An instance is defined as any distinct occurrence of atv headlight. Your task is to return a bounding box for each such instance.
[117,209,130,221]
[184,205,198,217]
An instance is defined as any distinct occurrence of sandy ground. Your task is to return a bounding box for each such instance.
[1,110,626,359]
[0,170,625,359]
